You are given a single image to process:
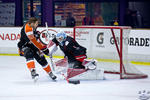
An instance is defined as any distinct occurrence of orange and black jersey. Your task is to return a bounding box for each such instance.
[18,23,46,51]
[18,23,37,50]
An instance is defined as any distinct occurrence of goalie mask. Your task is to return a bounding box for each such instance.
[56,31,67,45]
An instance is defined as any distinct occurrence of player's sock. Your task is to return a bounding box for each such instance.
[26,60,39,81]
[43,64,51,73]
[26,60,35,71]
[43,64,57,80]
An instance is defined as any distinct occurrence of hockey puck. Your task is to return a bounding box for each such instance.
[68,80,80,84]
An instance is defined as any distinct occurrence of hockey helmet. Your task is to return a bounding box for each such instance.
[56,31,67,43]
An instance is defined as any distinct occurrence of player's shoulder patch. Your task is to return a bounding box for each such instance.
[65,41,69,46]
[25,24,33,33]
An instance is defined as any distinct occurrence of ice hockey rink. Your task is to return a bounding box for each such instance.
[0,56,150,100]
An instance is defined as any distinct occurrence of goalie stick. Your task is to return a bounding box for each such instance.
[49,57,80,84]
[61,72,80,84]
[39,22,56,48]
[45,23,79,84]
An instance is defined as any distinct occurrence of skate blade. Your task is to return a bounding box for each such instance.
[33,76,39,83]
[51,77,57,82]
[51,79,57,82]
[87,65,96,70]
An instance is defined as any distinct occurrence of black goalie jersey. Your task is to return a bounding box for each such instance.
[52,36,87,63]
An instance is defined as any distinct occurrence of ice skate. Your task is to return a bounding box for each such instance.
[31,69,39,82]
[84,59,97,70]
[49,72,57,80]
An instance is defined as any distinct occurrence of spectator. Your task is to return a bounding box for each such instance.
[111,17,119,26]
[136,11,143,28]
[131,10,138,28]
[66,12,76,27]
[93,12,104,25]
[33,6,40,19]
[82,13,94,25]
[124,9,132,26]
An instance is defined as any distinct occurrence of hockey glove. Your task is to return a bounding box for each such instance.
[18,49,24,56]
[34,31,40,40]
[42,48,49,56]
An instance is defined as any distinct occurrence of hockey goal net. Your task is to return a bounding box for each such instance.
[73,26,148,79]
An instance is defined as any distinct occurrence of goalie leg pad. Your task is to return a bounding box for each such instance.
[67,68,105,80]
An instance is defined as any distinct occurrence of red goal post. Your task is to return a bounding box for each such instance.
[73,26,148,79]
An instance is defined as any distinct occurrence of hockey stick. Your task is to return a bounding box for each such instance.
[45,22,55,40]
[44,22,49,42]
[49,57,80,84]
[38,22,51,46]
[50,57,55,71]
[61,72,80,84]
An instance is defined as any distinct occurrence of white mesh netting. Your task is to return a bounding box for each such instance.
[74,26,147,79]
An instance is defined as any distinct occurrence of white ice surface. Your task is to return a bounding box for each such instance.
[0,56,150,100]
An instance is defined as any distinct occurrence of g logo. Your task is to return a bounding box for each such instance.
[97,32,104,44]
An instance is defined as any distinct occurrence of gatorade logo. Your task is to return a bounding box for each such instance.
[96,32,105,48]
[97,32,104,44]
